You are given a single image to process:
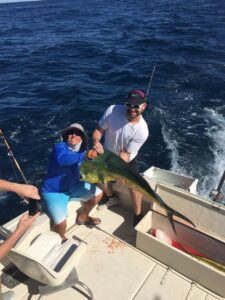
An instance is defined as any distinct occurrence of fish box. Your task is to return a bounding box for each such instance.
[143,166,198,194]
[154,184,225,241]
[135,210,225,297]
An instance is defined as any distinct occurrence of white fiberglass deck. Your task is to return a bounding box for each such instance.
[1,205,223,300]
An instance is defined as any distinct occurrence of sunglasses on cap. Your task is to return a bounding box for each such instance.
[66,128,83,137]
[125,103,140,110]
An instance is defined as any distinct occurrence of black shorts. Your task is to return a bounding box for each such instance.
[127,158,139,173]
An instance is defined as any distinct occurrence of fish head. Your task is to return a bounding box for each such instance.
[80,160,101,183]
[80,158,117,184]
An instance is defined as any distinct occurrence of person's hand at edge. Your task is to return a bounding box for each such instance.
[16,212,40,235]
[86,149,98,160]
[0,180,40,200]
[13,183,41,200]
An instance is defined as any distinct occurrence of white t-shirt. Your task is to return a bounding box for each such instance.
[99,105,149,160]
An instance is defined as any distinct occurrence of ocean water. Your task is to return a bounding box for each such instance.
[0,0,225,224]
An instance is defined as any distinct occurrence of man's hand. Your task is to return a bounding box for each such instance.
[119,150,130,162]
[86,149,98,160]
[16,212,40,234]
[92,127,104,154]
[0,212,40,262]
[13,183,40,200]
[115,177,126,185]
[93,141,104,154]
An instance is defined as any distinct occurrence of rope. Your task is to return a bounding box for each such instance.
[73,280,94,300]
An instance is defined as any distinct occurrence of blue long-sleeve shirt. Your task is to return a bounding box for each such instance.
[41,142,86,193]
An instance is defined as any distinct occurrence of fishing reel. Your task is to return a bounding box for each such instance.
[209,189,224,202]
[209,170,225,203]
[0,226,12,241]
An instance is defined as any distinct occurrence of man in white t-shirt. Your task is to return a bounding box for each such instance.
[92,89,149,226]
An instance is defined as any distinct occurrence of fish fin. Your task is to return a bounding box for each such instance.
[173,210,195,228]
[99,173,105,184]
[93,150,117,164]
[167,211,177,235]
[167,209,195,235]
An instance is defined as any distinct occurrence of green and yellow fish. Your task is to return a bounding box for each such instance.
[80,150,195,234]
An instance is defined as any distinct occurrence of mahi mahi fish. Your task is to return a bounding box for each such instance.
[80,150,195,233]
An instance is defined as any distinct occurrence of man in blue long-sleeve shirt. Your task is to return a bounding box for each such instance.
[41,123,102,240]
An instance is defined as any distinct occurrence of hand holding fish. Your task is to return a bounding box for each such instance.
[86,149,98,160]
[119,150,130,162]
[80,150,195,234]
[116,177,126,185]
[93,141,104,154]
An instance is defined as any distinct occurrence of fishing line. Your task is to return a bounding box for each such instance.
[145,66,156,100]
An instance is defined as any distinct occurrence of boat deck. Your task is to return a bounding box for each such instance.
[1,204,223,300]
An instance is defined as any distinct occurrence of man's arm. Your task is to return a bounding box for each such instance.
[119,150,130,162]
[54,143,86,167]
[92,127,105,154]
[126,126,149,161]
[0,180,40,200]
[0,212,39,261]
[120,132,148,163]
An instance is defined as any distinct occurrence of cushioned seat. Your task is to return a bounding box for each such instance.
[8,231,86,287]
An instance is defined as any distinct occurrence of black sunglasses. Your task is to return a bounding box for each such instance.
[66,128,83,137]
[125,102,140,110]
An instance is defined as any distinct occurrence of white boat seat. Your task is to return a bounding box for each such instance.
[1,291,15,300]
[8,232,86,287]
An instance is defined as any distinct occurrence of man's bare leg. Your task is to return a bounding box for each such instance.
[96,183,119,210]
[77,193,103,223]
[97,183,114,197]
[53,220,67,240]
[129,189,143,226]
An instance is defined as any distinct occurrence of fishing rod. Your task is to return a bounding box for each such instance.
[209,170,225,202]
[0,129,38,216]
[0,129,28,184]
[145,66,156,100]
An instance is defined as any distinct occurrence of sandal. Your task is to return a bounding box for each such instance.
[76,216,101,226]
